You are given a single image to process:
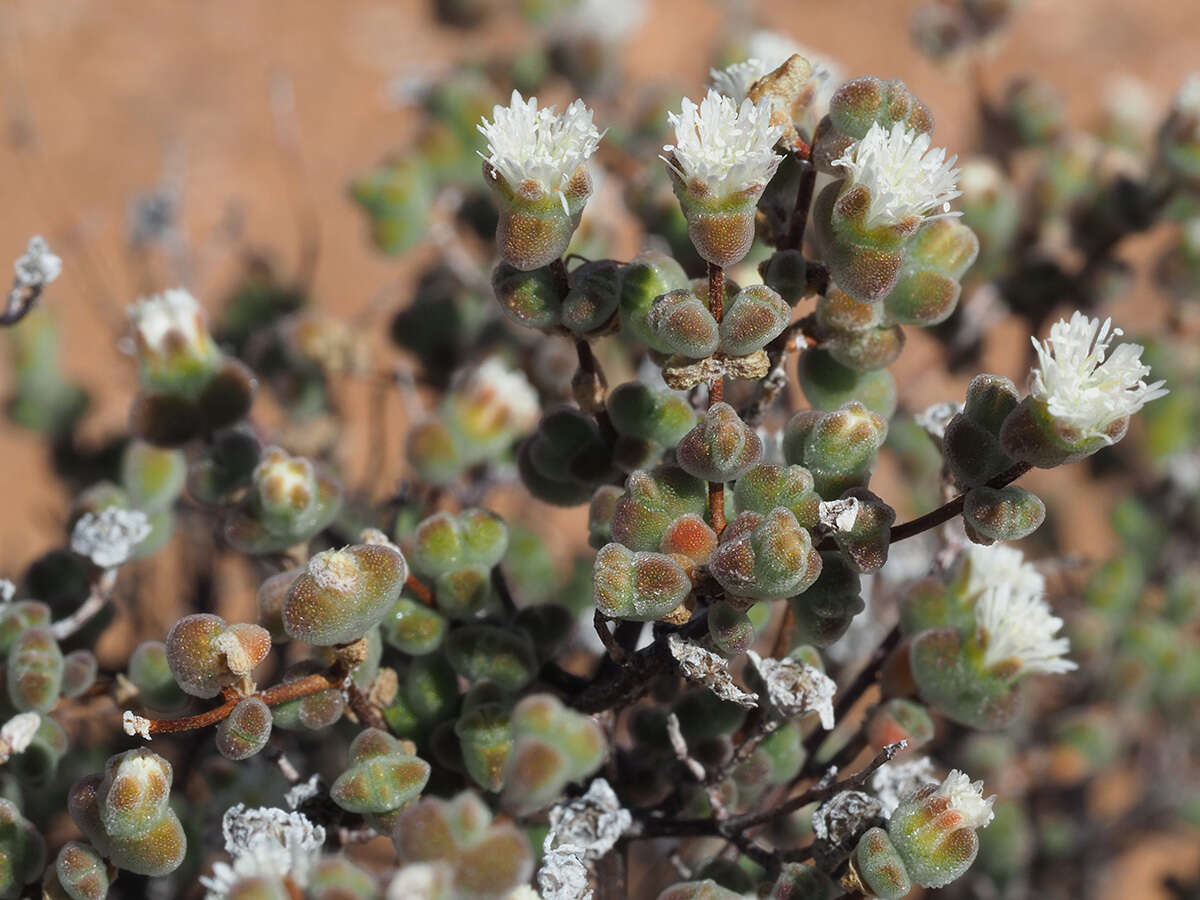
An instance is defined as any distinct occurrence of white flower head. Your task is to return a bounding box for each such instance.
[975,582,1076,676]
[70,507,151,569]
[551,0,644,43]
[122,710,152,741]
[12,235,62,290]
[0,712,41,761]
[833,122,962,227]
[129,288,211,357]
[1030,312,1168,440]
[0,579,14,604]
[932,770,995,829]
[201,805,326,900]
[663,90,784,197]
[963,543,1045,601]
[479,91,601,205]
[469,357,540,432]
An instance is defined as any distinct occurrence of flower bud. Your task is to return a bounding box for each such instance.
[798,348,897,418]
[0,600,49,656]
[790,551,864,647]
[165,614,269,699]
[128,289,221,393]
[659,513,719,569]
[593,543,691,621]
[814,77,934,174]
[677,402,763,483]
[215,697,273,761]
[121,441,186,511]
[610,466,707,551]
[61,649,98,699]
[282,543,407,646]
[963,485,1046,544]
[606,381,697,471]
[710,508,821,602]
[225,447,342,554]
[887,769,994,888]
[620,251,690,347]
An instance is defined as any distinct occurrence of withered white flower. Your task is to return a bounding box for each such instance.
[747,650,836,728]
[0,712,41,762]
[545,778,631,861]
[12,235,62,291]
[201,805,326,899]
[668,634,758,708]
[871,756,938,818]
[663,90,784,197]
[812,790,883,844]
[833,121,962,227]
[975,583,1076,676]
[478,90,601,209]
[1030,312,1167,441]
[70,507,151,569]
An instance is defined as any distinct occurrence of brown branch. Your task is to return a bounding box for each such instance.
[784,163,817,251]
[405,574,436,607]
[707,262,727,533]
[145,661,350,735]
[0,283,44,327]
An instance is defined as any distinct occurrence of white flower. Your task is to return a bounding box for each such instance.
[129,288,211,358]
[285,774,321,810]
[201,805,326,900]
[747,650,837,728]
[70,507,151,569]
[930,770,995,829]
[871,757,938,818]
[12,235,62,290]
[1030,312,1168,440]
[963,543,1045,601]
[0,579,14,604]
[833,122,962,227]
[975,582,1077,676]
[914,401,962,440]
[663,90,784,197]
[479,91,601,202]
